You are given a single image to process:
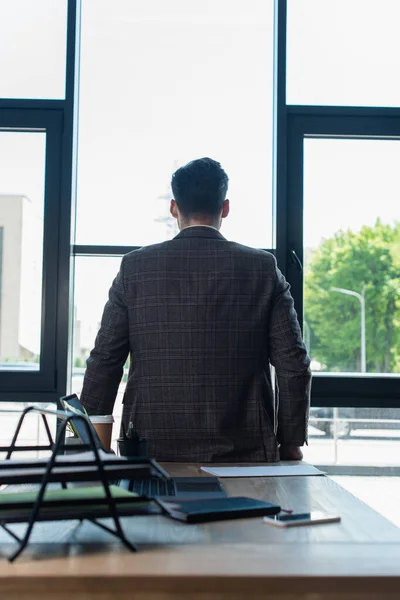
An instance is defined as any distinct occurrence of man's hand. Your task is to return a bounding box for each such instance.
[279,445,303,461]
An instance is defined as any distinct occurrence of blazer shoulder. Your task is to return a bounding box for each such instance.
[122,240,172,264]
[228,242,277,265]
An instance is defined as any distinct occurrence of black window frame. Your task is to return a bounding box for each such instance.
[286,107,400,408]
[0,0,77,404]
[0,109,62,396]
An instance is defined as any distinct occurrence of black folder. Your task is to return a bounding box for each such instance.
[157,496,280,523]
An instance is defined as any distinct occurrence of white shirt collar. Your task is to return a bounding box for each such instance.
[181,224,219,232]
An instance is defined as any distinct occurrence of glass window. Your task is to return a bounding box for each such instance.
[0,402,56,460]
[307,406,400,527]
[0,0,67,99]
[287,0,400,106]
[303,138,400,377]
[0,131,46,371]
[76,0,274,248]
[306,406,400,468]
[72,256,126,450]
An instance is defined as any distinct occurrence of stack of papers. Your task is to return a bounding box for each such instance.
[200,464,325,477]
[0,451,154,485]
[0,484,154,523]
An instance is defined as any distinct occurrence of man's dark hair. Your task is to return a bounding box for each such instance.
[171,157,229,218]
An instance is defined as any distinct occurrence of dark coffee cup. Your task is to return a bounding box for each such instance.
[117,436,148,458]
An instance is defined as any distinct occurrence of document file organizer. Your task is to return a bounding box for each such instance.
[0,406,166,562]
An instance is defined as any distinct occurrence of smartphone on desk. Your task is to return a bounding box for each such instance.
[263,511,340,527]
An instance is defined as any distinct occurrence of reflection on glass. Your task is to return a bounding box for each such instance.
[0,131,46,370]
[0,0,67,99]
[287,0,400,106]
[303,138,400,376]
[77,0,274,248]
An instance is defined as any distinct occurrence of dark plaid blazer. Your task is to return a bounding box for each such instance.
[80,226,311,462]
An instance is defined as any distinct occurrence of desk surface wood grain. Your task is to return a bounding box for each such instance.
[0,462,399,600]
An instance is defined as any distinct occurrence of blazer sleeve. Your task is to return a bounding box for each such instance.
[80,257,130,416]
[267,256,312,446]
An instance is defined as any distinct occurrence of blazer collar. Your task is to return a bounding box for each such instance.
[174,226,226,241]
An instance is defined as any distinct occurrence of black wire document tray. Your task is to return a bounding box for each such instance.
[0,450,157,485]
[0,484,157,522]
[0,406,167,562]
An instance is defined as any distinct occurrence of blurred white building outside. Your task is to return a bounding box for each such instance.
[0,194,42,365]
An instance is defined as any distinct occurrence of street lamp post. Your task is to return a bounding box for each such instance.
[331,285,366,373]
[303,319,311,354]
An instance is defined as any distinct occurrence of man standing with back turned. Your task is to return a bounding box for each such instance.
[80,158,311,462]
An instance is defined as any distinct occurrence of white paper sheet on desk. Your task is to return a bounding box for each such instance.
[200,464,325,477]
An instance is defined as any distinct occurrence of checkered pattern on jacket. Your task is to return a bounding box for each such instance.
[80,226,311,462]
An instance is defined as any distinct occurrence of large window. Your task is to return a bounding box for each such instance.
[0,1,399,487]
[0,0,71,406]
[0,111,64,399]
[76,0,275,249]
[304,138,400,377]
[72,0,276,447]
[286,114,400,407]
[287,0,400,107]
[0,0,68,99]
[0,131,46,371]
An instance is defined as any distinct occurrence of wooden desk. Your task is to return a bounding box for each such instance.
[0,462,400,600]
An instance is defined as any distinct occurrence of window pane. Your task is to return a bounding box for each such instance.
[72,257,126,451]
[0,131,46,370]
[303,138,400,377]
[287,0,400,106]
[0,402,56,459]
[0,0,67,99]
[77,0,274,248]
[306,406,400,527]
[306,406,400,468]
